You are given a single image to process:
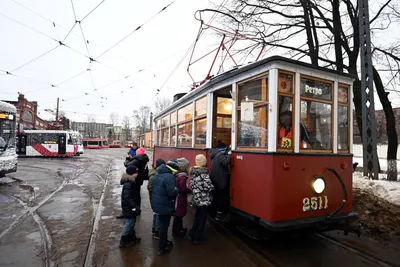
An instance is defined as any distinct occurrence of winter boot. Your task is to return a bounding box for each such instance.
[119,235,135,248]
[130,231,141,244]
[116,212,125,219]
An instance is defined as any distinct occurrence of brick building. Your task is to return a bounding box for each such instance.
[2,94,52,130]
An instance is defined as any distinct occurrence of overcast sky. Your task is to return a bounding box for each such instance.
[0,0,224,123]
[1,0,399,125]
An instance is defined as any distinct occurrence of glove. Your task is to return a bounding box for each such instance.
[227,150,232,155]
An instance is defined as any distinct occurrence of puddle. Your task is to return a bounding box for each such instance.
[0,194,10,202]
[0,215,17,219]
[101,216,113,220]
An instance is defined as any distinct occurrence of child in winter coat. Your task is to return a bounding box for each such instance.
[172,157,191,237]
[147,158,166,239]
[189,154,214,244]
[119,165,141,248]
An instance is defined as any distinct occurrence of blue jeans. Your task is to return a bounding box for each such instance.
[121,218,136,236]
[152,213,160,230]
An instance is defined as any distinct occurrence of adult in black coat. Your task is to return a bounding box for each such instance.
[209,141,232,221]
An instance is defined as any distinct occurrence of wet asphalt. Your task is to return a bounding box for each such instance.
[0,148,398,267]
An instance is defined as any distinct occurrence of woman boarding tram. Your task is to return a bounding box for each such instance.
[153,56,358,235]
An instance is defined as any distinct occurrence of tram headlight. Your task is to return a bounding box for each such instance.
[8,114,14,120]
[313,178,325,194]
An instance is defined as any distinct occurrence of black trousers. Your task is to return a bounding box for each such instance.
[215,188,230,214]
[135,186,141,209]
[172,216,183,234]
[158,214,171,250]
[191,206,208,241]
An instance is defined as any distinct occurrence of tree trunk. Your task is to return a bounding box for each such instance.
[373,66,398,181]
[332,0,343,71]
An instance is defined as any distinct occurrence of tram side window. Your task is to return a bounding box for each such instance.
[160,115,169,146]
[277,71,294,150]
[338,85,350,151]
[195,97,207,147]
[237,75,268,148]
[156,119,161,145]
[170,111,177,146]
[300,77,333,150]
[177,103,193,147]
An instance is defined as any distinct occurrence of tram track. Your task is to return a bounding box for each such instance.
[317,233,398,267]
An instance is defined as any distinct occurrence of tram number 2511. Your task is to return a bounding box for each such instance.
[303,196,328,212]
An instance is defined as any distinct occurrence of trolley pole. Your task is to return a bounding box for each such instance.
[358,0,379,179]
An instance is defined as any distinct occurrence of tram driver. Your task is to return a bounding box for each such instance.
[278,111,323,149]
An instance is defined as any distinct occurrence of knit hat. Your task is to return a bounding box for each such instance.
[136,147,145,155]
[155,158,166,168]
[126,165,138,175]
[166,159,179,173]
[195,154,207,167]
[177,157,190,172]
[216,140,227,151]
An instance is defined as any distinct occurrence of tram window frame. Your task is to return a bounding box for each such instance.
[170,111,177,147]
[277,70,295,152]
[194,97,207,148]
[299,75,334,152]
[338,83,350,152]
[160,115,169,146]
[236,72,269,150]
[177,103,194,147]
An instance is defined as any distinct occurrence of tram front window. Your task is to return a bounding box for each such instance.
[0,118,15,151]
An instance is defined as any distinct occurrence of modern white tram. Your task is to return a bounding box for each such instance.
[0,100,18,177]
[16,130,81,157]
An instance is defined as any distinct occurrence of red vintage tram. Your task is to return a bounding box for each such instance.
[153,56,358,234]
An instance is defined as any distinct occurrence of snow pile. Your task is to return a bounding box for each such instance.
[353,172,400,206]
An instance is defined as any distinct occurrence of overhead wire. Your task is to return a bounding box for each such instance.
[95,0,176,60]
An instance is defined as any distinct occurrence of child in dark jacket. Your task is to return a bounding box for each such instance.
[119,165,141,248]
[172,157,191,237]
[147,158,166,239]
[189,154,214,244]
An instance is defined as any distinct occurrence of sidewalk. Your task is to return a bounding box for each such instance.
[90,165,271,267]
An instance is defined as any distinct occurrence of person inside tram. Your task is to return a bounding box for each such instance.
[278,110,323,149]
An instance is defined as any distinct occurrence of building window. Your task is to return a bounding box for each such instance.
[338,84,350,151]
[237,74,268,148]
[23,111,33,123]
[277,71,294,150]
[195,97,207,147]
[300,76,333,150]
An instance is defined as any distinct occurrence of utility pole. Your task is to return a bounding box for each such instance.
[56,97,59,123]
[358,0,379,179]
[150,112,153,148]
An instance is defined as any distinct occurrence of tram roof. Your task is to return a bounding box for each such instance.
[155,56,356,120]
[0,100,17,113]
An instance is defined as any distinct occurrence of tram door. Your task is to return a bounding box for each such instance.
[58,134,66,154]
[16,134,26,154]
[212,89,232,148]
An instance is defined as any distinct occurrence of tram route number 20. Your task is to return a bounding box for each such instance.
[302,196,328,212]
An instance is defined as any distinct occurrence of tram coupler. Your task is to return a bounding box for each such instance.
[335,223,361,238]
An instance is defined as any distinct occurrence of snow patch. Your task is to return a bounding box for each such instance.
[353,172,400,206]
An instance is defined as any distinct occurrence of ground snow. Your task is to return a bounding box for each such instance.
[353,172,400,206]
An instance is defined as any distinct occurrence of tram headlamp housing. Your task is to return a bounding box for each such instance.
[313,178,325,194]
[8,114,14,120]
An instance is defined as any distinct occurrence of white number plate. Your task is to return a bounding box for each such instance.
[303,196,328,212]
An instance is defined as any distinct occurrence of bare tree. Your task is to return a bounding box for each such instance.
[154,96,172,116]
[133,106,151,137]
[214,0,398,180]
[122,115,132,142]
[109,112,119,126]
